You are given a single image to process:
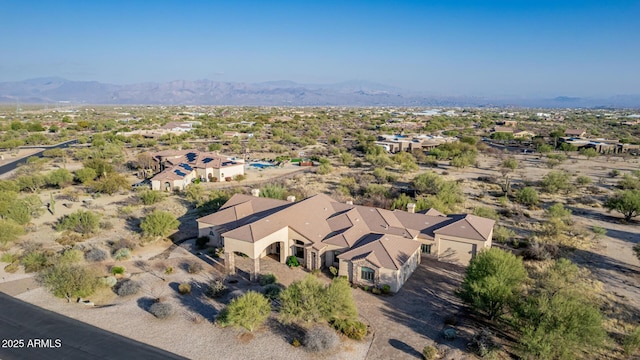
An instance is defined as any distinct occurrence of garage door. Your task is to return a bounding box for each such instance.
[439,239,476,265]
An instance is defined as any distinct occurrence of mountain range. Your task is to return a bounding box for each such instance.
[1,77,639,108]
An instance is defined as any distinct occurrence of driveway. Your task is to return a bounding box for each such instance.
[354,258,475,360]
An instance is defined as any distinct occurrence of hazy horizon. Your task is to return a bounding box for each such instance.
[2,1,639,98]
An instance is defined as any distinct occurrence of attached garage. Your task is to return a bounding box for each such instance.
[438,238,477,265]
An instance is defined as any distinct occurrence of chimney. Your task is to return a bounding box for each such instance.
[251,189,260,197]
[407,203,416,213]
[346,200,353,205]
[286,195,296,202]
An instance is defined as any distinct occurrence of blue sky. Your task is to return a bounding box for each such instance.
[1,0,639,96]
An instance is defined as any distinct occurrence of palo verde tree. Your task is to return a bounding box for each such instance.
[604,189,640,221]
[457,248,528,320]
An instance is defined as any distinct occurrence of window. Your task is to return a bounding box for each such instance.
[333,251,342,263]
[361,267,374,282]
[421,244,432,254]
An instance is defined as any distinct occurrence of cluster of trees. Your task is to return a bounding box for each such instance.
[459,248,606,359]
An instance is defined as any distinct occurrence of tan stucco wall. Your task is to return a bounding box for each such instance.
[224,226,289,259]
[435,233,489,265]
[216,164,245,181]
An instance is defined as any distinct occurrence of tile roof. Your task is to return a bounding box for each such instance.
[197,194,496,271]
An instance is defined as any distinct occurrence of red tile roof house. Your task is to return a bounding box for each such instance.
[196,192,495,292]
[150,150,244,191]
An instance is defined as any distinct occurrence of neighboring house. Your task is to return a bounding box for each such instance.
[196,192,494,292]
[492,126,514,134]
[150,149,244,191]
[513,130,536,138]
[564,129,586,138]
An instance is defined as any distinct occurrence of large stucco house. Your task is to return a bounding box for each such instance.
[150,149,244,191]
[196,191,494,292]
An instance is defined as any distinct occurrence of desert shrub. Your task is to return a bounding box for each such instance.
[260,184,287,200]
[138,189,165,205]
[604,189,640,221]
[609,169,621,178]
[91,173,129,195]
[21,250,53,273]
[0,252,19,263]
[541,171,570,193]
[39,264,100,300]
[458,248,527,320]
[286,255,300,267]
[330,318,367,340]
[57,248,82,265]
[0,219,26,247]
[304,325,339,352]
[468,328,500,357]
[515,187,539,207]
[493,226,515,244]
[205,278,227,298]
[195,236,209,249]
[55,231,85,246]
[292,338,301,347]
[576,175,592,186]
[84,247,108,262]
[592,226,607,237]
[381,284,391,294]
[164,266,174,274]
[178,282,192,295]
[111,238,136,252]
[262,283,283,300]
[217,291,271,332]
[113,248,131,261]
[473,207,499,220]
[57,210,100,234]
[99,276,117,288]
[118,205,135,216]
[422,345,439,360]
[280,275,357,324]
[523,241,558,261]
[110,265,125,276]
[115,279,141,296]
[259,273,277,286]
[187,261,203,274]
[140,210,180,237]
[149,302,174,319]
[624,326,640,356]
[91,214,111,228]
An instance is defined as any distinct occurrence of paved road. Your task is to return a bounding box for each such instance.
[0,139,77,176]
[0,292,186,360]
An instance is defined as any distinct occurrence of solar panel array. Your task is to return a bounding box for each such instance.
[179,163,193,171]
[174,169,187,177]
[186,152,197,162]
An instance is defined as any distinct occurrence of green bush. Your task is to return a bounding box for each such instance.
[99,276,117,288]
[259,273,277,286]
[262,283,283,300]
[178,283,192,295]
[140,210,180,237]
[493,226,515,244]
[138,190,165,205]
[624,327,640,356]
[330,318,368,340]
[217,291,271,332]
[4,261,19,273]
[0,252,19,263]
[39,264,100,300]
[541,171,570,193]
[0,219,26,248]
[57,210,100,234]
[381,284,391,294]
[286,255,299,267]
[515,187,539,207]
[280,275,357,324]
[458,248,527,320]
[21,250,53,273]
[110,266,125,276]
[473,206,499,220]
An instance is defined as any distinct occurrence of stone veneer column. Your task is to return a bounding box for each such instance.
[225,252,236,275]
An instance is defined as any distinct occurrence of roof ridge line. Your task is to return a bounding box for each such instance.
[378,238,398,269]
